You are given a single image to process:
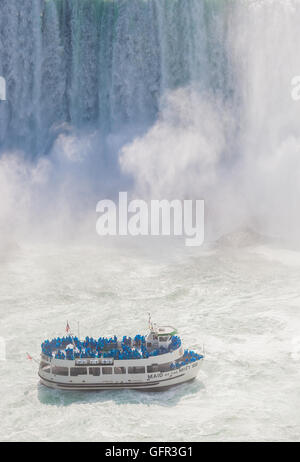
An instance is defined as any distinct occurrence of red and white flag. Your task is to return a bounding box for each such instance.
[26,352,33,361]
[66,321,71,334]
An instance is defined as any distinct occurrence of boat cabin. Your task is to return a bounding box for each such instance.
[146,326,178,351]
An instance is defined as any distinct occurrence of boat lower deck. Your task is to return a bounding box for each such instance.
[39,360,202,391]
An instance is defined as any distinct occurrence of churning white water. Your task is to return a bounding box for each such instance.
[1,238,300,442]
[0,0,300,442]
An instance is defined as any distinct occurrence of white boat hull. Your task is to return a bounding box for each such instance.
[39,360,202,392]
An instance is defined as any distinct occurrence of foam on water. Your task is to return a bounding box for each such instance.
[0,240,300,442]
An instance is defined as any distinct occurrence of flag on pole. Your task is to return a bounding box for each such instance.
[26,352,39,364]
[148,313,153,330]
[66,321,71,334]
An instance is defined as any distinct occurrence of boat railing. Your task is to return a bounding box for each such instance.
[41,335,182,361]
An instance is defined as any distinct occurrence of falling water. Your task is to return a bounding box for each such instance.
[0,0,233,153]
[0,0,300,238]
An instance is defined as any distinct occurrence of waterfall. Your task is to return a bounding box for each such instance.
[0,0,300,241]
[0,0,232,154]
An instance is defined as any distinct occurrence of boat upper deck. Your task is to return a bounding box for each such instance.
[41,332,182,362]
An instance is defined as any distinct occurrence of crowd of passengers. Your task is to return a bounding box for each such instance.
[170,350,203,369]
[42,334,182,361]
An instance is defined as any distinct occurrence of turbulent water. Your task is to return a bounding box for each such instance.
[1,239,300,442]
[1,0,300,442]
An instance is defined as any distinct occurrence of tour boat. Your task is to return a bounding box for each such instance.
[39,318,204,391]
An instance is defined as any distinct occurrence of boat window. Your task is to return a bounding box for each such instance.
[158,362,172,372]
[159,337,168,342]
[89,367,100,376]
[70,367,87,376]
[52,366,69,376]
[114,367,126,374]
[147,364,159,373]
[102,367,112,374]
[128,366,145,374]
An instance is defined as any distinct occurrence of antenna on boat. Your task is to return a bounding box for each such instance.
[148,312,153,331]
[78,321,80,340]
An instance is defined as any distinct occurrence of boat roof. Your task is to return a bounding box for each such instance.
[153,326,178,336]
